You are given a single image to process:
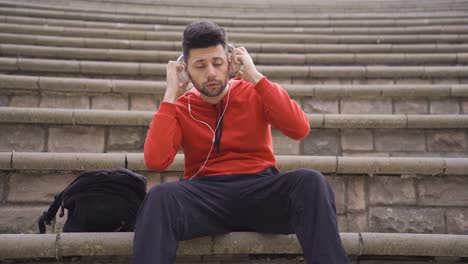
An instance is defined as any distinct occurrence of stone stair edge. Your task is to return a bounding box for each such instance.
[0,232,467,259]
[0,152,467,175]
[3,33,468,53]
[4,23,468,43]
[4,7,468,28]
[66,0,468,11]
[3,74,468,97]
[1,107,468,128]
[2,57,468,78]
[1,0,468,20]
[5,15,468,34]
[3,44,468,66]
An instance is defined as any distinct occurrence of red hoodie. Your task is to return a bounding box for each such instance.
[144,77,310,179]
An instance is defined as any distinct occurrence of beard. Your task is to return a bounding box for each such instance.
[189,72,229,98]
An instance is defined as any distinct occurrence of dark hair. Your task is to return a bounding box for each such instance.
[182,20,227,62]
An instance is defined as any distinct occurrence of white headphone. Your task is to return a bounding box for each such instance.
[187,86,231,180]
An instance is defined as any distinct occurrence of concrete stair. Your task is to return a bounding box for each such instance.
[0,0,467,263]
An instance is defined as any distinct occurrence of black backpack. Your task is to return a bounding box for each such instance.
[38,168,147,233]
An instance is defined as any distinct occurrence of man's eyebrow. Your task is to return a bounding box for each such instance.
[192,57,224,64]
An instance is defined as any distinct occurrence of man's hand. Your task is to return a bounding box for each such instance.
[163,61,190,103]
[231,47,264,85]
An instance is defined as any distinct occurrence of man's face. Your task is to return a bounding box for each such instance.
[186,44,230,98]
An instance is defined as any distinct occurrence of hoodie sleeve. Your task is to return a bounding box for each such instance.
[254,77,310,140]
[144,102,182,171]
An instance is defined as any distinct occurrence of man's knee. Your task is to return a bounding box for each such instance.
[147,182,180,203]
[287,168,326,188]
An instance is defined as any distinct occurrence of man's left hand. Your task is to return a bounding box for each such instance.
[231,47,264,85]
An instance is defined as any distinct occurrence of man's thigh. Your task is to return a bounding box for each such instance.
[237,169,324,234]
[146,179,237,240]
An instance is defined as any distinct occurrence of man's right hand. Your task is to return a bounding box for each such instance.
[163,61,190,103]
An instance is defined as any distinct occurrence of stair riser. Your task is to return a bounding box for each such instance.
[1,170,466,236]
[3,33,468,53]
[2,91,468,114]
[2,45,468,66]
[3,15,468,34]
[0,123,466,157]
[3,24,468,44]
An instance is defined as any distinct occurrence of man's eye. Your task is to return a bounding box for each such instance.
[195,65,205,69]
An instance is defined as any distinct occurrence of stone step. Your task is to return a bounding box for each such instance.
[3,33,468,53]
[1,151,466,175]
[0,0,465,20]
[2,75,468,115]
[0,152,467,234]
[3,14,468,34]
[0,232,467,261]
[0,107,467,156]
[3,44,468,66]
[2,23,468,44]
[53,0,468,13]
[2,57,468,79]
[2,74,467,98]
[0,1,468,21]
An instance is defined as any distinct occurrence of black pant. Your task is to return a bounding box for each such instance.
[132,167,349,264]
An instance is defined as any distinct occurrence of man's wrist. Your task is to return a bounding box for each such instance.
[163,91,177,103]
[252,71,264,85]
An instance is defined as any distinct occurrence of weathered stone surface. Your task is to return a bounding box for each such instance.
[60,232,133,257]
[446,208,468,234]
[348,176,366,212]
[7,172,76,202]
[92,95,129,110]
[12,152,125,170]
[303,129,340,155]
[369,176,416,205]
[337,215,347,232]
[394,99,429,114]
[369,207,445,233]
[212,232,301,255]
[9,95,39,107]
[162,171,183,183]
[347,212,368,232]
[427,130,466,152]
[48,126,105,152]
[0,124,45,152]
[302,97,338,114]
[326,176,345,214]
[0,206,47,233]
[341,98,392,114]
[374,129,425,152]
[272,129,301,155]
[0,74,38,90]
[130,96,159,111]
[0,234,57,259]
[39,76,112,93]
[430,99,460,114]
[394,78,432,85]
[40,94,89,109]
[462,100,468,114]
[107,127,145,152]
[341,129,373,151]
[142,171,161,190]
[0,172,5,202]
[0,95,8,107]
[418,176,468,206]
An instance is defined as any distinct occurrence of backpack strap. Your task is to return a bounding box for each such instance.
[38,192,63,234]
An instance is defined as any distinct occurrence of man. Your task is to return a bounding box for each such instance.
[132,20,349,264]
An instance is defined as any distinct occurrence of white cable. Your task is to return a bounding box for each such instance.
[188,86,231,180]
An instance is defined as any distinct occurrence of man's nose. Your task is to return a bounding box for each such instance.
[206,64,216,78]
